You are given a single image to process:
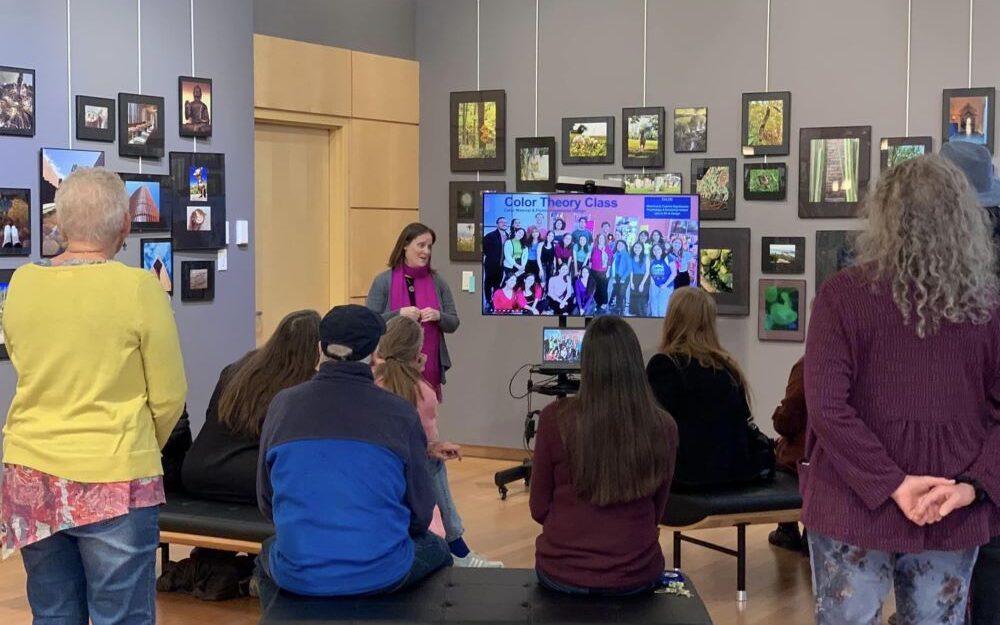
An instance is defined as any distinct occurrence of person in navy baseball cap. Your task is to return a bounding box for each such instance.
[318,304,386,361]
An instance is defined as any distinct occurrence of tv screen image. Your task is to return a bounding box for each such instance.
[542,327,586,365]
[482,193,699,317]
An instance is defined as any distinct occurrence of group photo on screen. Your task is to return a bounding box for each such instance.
[481,193,699,317]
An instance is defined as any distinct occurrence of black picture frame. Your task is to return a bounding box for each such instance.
[561,116,615,165]
[141,238,174,296]
[691,158,737,220]
[0,188,30,256]
[449,180,505,262]
[0,66,35,137]
[75,96,115,142]
[673,107,707,153]
[741,91,791,157]
[879,136,933,171]
[40,147,106,257]
[603,172,682,194]
[169,152,226,250]
[761,236,805,274]
[0,268,13,359]
[119,173,172,233]
[181,260,215,301]
[622,106,666,168]
[178,76,213,138]
[118,93,165,158]
[698,227,750,316]
[450,90,506,172]
[743,162,787,201]
[942,87,996,154]
[515,136,556,192]
[816,230,860,291]
[798,126,871,218]
[759,279,806,342]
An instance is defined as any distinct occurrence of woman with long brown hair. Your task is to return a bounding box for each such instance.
[530,316,677,594]
[646,287,768,490]
[182,309,321,504]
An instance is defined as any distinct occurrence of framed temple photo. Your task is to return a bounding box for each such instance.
[75,96,115,142]
[450,90,506,172]
[118,93,165,158]
[515,136,556,192]
[691,158,736,220]
[141,238,174,296]
[741,91,791,156]
[0,66,35,137]
[761,236,805,275]
[942,87,995,154]
[561,116,615,165]
[879,136,933,171]
[169,152,226,250]
[119,173,172,233]
[181,260,215,301]
[744,162,787,201]
[622,106,665,168]
[759,279,806,342]
[799,126,871,218]
[698,227,750,316]
[449,180,505,262]
[0,188,30,256]
[179,76,213,138]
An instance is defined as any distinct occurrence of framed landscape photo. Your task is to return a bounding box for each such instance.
[181,260,215,301]
[744,162,787,201]
[942,87,995,154]
[169,152,226,250]
[673,107,707,153]
[0,268,13,359]
[449,180,505,262]
[761,236,805,275]
[561,116,615,165]
[451,90,506,172]
[119,173,172,233]
[816,230,860,290]
[515,136,556,192]
[118,93,165,158]
[699,227,750,316]
[0,66,35,137]
[799,126,871,218]
[0,188,30,256]
[179,76,212,138]
[40,147,106,257]
[604,172,682,194]
[141,238,174,296]
[76,96,115,142]
[879,136,932,171]
[691,158,736,220]
[742,91,791,156]
[622,106,665,168]
[759,279,806,342]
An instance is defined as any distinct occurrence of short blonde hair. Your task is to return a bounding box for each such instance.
[54,167,129,247]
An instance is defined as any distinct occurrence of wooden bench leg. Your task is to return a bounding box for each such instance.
[673,531,682,569]
[736,524,747,602]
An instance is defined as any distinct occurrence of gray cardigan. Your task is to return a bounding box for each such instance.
[366,269,460,384]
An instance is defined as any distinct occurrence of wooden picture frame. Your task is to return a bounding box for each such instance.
[604,172,682,194]
[141,238,174,296]
[169,152,226,250]
[0,188,30,256]
[178,76,213,139]
[743,162,787,201]
[181,260,215,301]
[119,173,172,233]
[691,158,736,220]
[622,106,665,168]
[798,126,871,218]
[741,91,791,156]
[879,136,933,171]
[40,147,106,257]
[118,93,165,158]
[0,66,35,137]
[761,236,805,275]
[759,279,806,342]
[673,107,707,153]
[449,180,505,262]
[942,87,996,154]
[75,95,115,143]
[450,90,506,172]
[561,116,615,165]
[0,268,13,359]
[699,227,750,316]
[816,230,860,291]
[515,136,556,192]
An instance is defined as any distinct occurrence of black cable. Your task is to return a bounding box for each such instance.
[507,363,534,399]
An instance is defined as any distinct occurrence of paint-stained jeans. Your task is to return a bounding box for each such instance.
[808,531,978,625]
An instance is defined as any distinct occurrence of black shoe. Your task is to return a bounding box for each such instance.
[768,523,802,552]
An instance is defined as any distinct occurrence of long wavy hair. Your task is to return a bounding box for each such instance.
[373,316,425,407]
[855,154,999,337]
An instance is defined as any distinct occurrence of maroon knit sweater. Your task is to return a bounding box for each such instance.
[802,267,1000,553]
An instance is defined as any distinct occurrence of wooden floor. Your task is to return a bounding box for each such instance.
[0,457,892,624]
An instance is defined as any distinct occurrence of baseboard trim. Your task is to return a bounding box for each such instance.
[460,444,533,461]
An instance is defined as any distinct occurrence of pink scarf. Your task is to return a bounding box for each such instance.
[390,264,443,399]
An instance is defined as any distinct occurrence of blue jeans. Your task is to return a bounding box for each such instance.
[431,460,464,542]
[20,505,160,625]
[536,567,658,596]
[808,531,978,625]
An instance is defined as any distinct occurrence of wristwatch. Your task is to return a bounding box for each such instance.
[955,475,989,503]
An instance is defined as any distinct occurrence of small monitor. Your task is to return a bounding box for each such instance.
[542,327,586,367]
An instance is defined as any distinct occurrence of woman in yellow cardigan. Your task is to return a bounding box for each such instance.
[1,167,187,625]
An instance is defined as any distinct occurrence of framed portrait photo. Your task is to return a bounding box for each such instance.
[0,188,30,256]
[799,126,871,218]
[622,106,665,168]
[141,238,174,296]
[741,91,791,156]
[698,227,750,316]
[691,158,736,220]
[179,76,212,138]
[75,96,115,142]
[942,87,995,154]
[604,172,682,194]
[759,279,806,342]
[816,229,860,291]
[515,136,556,192]
[169,152,226,250]
[0,66,35,137]
[449,180,505,262]
[761,236,805,275]
[118,93,165,158]
[450,90,506,172]
[119,173,172,233]
[181,260,215,302]
[744,162,787,201]
[879,136,933,171]
[0,268,14,359]
[40,147,106,257]
[673,107,707,153]
[561,116,615,165]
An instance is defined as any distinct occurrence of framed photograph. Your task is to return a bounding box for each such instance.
[0,268,13,359]
[879,136,932,171]
[744,162,787,201]
[761,236,805,274]
[561,116,615,165]
[759,279,806,342]
[691,158,736,220]
[449,180,505,262]
[450,90,506,172]
[179,76,212,138]
[119,173,172,233]
[622,106,665,168]
[515,136,556,192]
[698,227,750,316]
[75,96,115,142]
[741,91,791,156]
[604,172,682,194]
[0,66,35,137]
[118,93,165,158]
[942,87,995,154]
[141,238,173,296]
[40,147,106,257]
[169,152,226,250]
[799,126,871,218]
[673,107,707,153]
[0,188,30,256]
[816,230,860,290]
[181,260,215,301]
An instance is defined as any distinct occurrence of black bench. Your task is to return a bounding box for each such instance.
[663,471,802,602]
[158,493,274,569]
[261,567,713,624]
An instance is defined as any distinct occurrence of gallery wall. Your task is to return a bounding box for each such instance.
[417,0,1000,447]
[0,0,255,441]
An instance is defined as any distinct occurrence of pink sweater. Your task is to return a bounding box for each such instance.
[414,379,440,443]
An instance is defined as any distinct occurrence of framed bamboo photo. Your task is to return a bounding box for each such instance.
[515,136,556,192]
[743,163,787,201]
[942,87,995,154]
[761,236,805,275]
[698,227,750,316]
[622,106,665,168]
[561,116,615,165]
[741,91,791,156]
[759,279,806,342]
[879,136,932,171]
[799,126,871,218]
[450,90,506,172]
[449,180,505,262]
[691,158,736,220]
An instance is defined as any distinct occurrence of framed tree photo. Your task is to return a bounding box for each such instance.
[0,188,30,256]
[119,173,172,233]
[169,152,226,250]
[799,126,871,218]
[759,279,806,342]
[0,268,13,359]
[942,87,995,154]
[691,158,736,220]
[673,107,707,153]
[449,180,505,262]
[450,90,506,172]
[118,93,165,158]
[76,96,115,142]
[816,229,860,290]
[741,91,791,156]
[744,162,787,201]
[179,76,213,138]
[561,116,615,165]
[761,236,805,274]
[0,66,35,137]
[181,260,215,301]
[879,136,932,171]
[698,227,750,316]
[515,136,556,192]
[622,106,665,168]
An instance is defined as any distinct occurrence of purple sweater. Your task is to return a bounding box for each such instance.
[802,267,1000,553]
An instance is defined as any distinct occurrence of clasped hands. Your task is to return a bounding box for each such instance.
[400,306,440,323]
[891,475,977,526]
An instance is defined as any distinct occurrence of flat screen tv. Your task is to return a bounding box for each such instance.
[482,193,699,317]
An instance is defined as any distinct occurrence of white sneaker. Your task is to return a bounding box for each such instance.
[452,552,504,568]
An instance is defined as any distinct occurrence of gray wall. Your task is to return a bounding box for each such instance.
[418,0,994,446]
[254,0,416,59]
[0,0,255,439]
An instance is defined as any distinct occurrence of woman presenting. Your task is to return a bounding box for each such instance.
[367,223,459,399]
